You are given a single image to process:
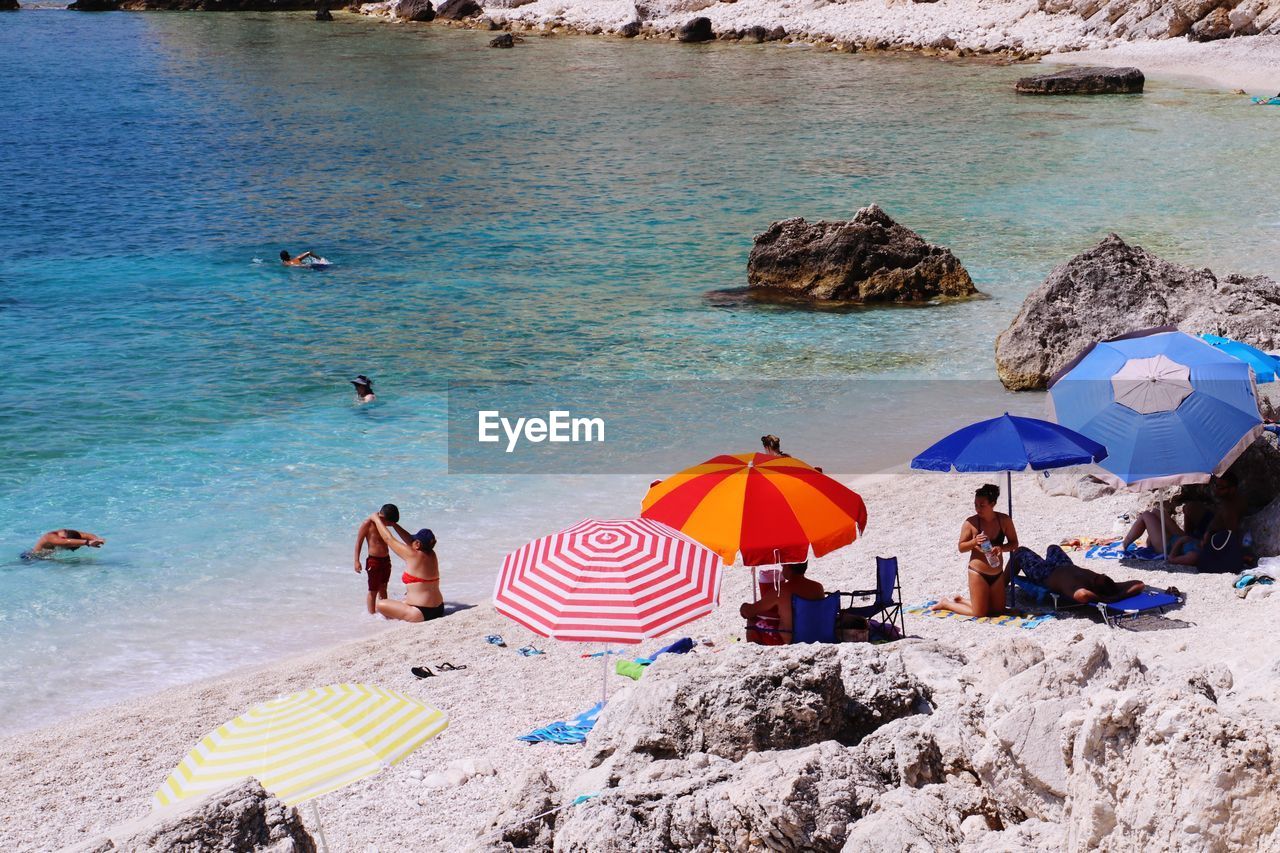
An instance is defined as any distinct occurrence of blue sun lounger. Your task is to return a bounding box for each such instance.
[1012,576,1181,627]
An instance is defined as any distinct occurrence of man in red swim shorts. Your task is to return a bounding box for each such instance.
[355,504,402,614]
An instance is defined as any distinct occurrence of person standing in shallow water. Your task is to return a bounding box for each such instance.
[354,504,402,615]
[931,483,1018,617]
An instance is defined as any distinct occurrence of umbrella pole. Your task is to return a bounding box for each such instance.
[751,566,758,603]
[601,646,609,705]
[1007,470,1013,518]
[310,801,330,853]
[1160,495,1169,559]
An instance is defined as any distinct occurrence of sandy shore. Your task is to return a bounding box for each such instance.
[4,470,1278,851]
[1051,34,1280,92]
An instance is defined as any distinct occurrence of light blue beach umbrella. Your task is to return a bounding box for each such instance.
[1049,329,1263,492]
[1199,333,1279,384]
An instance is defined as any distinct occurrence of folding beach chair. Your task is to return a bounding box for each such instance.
[791,594,841,644]
[838,556,906,640]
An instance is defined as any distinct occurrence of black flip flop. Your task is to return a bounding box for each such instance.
[438,662,468,672]
[411,666,435,679]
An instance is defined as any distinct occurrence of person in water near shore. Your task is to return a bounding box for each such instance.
[279,250,317,267]
[367,515,444,623]
[740,561,825,643]
[760,434,790,457]
[931,484,1019,618]
[1007,545,1146,603]
[351,375,375,403]
[354,504,402,615]
[25,529,105,558]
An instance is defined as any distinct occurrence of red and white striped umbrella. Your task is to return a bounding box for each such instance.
[493,518,723,644]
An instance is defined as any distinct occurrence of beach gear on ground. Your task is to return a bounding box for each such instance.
[615,659,647,680]
[516,702,605,745]
[437,662,467,671]
[907,601,1056,630]
[484,634,506,647]
[1049,328,1263,492]
[792,594,842,644]
[154,683,448,807]
[911,413,1107,517]
[411,666,435,679]
[641,453,868,565]
[621,636,697,678]
[1084,541,1163,561]
[1252,97,1280,105]
[1012,576,1183,627]
[517,644,545,656]
[1200,334,1279,384]
[494,518,723,644]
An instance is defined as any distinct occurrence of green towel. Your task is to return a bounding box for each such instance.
[615,659,647,681]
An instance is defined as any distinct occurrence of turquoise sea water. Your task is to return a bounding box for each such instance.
[3,9,1280,733]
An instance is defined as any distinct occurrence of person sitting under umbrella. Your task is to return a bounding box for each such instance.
[931,484,1019,618]
[1007,545,1147,603]
[740,561,825,643]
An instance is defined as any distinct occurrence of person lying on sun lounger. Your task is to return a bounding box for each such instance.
[1005,545,1145,604]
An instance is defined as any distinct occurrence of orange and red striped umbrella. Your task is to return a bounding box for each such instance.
[641,453,868,566]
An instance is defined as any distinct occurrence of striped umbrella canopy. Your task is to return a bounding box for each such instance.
[493,518,722,644]
[154,684,448,808]
[640,453,868,566]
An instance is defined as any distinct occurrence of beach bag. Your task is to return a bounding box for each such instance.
[1198,530,1244,575]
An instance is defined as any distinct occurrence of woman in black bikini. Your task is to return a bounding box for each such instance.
[931,483,1019,618]
[368,514,445,623]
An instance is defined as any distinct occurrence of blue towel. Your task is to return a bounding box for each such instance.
[1085,542,1163,561]
[517,702,605,745]
[634,636,695,666]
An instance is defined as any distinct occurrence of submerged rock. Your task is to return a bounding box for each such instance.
[676,16,713,41]
[1015,65,1144,94]
[995,234,1280,390]
[314,3,331,17]
[434,0,479,18]
[489,32,515,46]
[747,205,979,304]
[73,778,316,852]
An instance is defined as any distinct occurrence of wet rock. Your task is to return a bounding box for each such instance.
[469,769,558,852]
[67,0,121,8]
[676,15,713,41]
[618,19,640,36]
[0,0,19,9]
[747,204,979,303]
[74,778,316,852]
[767,24,787,40]
[744,24,768,41]
[489,32,515,46]
[1015,65,1144,94]
[995,233,1280,390]
[314,3,332,16]
[435,0,480,19]
[392,0,433,18]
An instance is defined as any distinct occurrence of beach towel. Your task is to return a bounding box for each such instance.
[1085,542,1163,561]
[906,602,1056,630]
[618,637,696,680]
[517,702,605,745]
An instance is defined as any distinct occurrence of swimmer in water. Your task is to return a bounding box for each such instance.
[280,250,317,267]
[25,529,105,558]
[352,375,375,403]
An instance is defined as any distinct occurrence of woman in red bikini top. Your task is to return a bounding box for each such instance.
[367,514,445,623]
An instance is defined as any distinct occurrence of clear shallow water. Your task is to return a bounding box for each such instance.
[3,10,1280,733]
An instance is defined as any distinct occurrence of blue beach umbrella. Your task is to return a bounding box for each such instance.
[1199,333,1279,384]
[910,413,1108,516]
[1049,330,1263,492]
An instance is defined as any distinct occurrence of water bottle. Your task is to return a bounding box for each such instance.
[981,538,999,568]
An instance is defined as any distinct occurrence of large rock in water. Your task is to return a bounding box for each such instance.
[995,234,1280,390]
[676,16,714,41]
[393,0,433,20]
[70,778,316,852]
[434,0,479,18]
[747,205,979,303]
[1015,66,1145,94]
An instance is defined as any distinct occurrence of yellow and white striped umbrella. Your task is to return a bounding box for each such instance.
[154,683,448,808]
